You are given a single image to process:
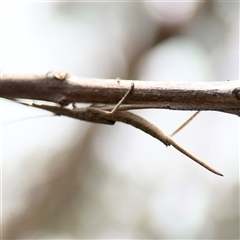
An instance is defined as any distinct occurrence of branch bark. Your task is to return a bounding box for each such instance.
[1,72,240,116]
[2,73,236,176]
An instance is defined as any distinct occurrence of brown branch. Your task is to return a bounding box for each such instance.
[1,72,240,115]
[2,73,234,176]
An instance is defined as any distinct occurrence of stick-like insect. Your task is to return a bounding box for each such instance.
[9,82,223,176]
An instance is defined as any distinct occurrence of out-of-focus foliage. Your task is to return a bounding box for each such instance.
[1,1,239,239]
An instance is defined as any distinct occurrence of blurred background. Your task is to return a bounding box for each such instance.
[1,1,239,239]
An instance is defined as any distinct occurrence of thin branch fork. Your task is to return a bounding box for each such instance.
[1,73,240,116]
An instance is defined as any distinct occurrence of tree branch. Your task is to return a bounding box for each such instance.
[1,72,239,116]
[2,72,236,176]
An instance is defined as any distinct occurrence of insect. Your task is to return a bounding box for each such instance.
[5,82,223,176]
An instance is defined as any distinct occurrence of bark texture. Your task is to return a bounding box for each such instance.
[1,73,239,116]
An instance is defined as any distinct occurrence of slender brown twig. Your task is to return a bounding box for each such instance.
[2,72,238,177]
[1,72,240,116]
